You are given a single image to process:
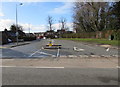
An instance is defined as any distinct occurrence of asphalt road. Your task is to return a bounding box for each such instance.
[1,39,118,58]
[2,67,118,85]
[1,39,119,86]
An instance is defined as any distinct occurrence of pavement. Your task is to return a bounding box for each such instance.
[1,41,30,48]
[1,57,118,68]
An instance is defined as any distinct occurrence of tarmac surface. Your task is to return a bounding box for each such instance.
[1,39,119,58]
[0,39,119,86]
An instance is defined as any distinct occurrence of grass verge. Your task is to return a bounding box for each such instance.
[58,38,120,46]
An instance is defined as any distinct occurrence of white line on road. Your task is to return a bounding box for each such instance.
[57,48,60,57]
[35,67,64,69]
[116,66,120,68]
[0,66,64,69]
[29,49,41,57]
[106,48,110,51]
[38,52,55,56]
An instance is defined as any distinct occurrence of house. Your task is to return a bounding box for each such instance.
[56,29,66,38]
[34,32,45,39]
[0,29,26,44]
[0,31,8,45]
[44,30,56,39]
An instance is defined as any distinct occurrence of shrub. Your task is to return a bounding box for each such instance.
[23,36,36,41]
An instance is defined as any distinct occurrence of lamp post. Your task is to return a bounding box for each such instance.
[15,3,23,45]
[29,23,30,34]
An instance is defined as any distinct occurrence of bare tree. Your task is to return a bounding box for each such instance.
[73,2,111,33]
[59,17,67,30]
[10,24,23,33]
[47,15,54,31]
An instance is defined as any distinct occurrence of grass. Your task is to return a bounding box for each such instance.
[58,38,120,46]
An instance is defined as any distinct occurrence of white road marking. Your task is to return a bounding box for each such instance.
[106,48,110,51]
[79,55,89,57]
[29,49,56,57]
[73,47,84,51]
[68,55,77,57]
[73,47,77,50]
[0,66,64,69]
[29,49,41,57]
[35,67,64,69]
[90,55,100,57]
[84,45,96,49]
[52,39,54,44]
[116,66,120,68]
[57,48,60,57]
[112,55,118,57]
[60,55,67,57]
[41,47,44,49]
[101,55,112,58]
[38,52,55,56]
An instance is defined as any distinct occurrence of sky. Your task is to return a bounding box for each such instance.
[0,0,117,33]
[0,1,74,33]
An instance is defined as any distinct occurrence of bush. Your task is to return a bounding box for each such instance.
[23,36,36,41]
[113,30,120,40]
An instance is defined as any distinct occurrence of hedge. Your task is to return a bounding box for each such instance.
[61,29,120,40]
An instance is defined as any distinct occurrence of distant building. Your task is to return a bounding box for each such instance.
[25,33,35,37]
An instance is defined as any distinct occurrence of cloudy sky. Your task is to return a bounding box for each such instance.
[0,0,117,33]
[0,0,74,33]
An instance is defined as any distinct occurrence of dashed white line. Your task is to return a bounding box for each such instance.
[68,55,77,57]
[0,66,64,69]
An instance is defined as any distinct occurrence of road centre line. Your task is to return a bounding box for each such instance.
[0,66,118,69]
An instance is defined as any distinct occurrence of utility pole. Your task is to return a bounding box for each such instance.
[15,3,23,45]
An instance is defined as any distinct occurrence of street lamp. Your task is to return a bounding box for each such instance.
[29,23,30,34]
[16,3,23,45]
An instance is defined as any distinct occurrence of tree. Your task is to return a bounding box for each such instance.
[47,16,54,31]
[112,2,120,29]
[73,2,113,33]
[10,24,23,33]
[59,17,67,30]
[4,28,8,32]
